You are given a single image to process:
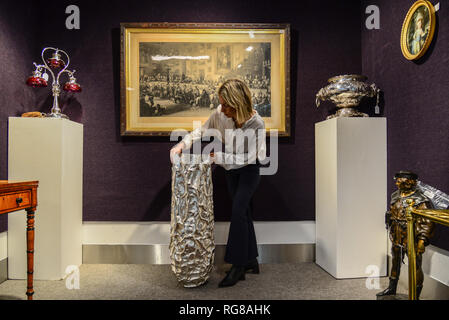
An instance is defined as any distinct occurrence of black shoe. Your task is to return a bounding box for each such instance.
[376,279,397,297]
[218,266,245,288]
[226,259,260,275]
[245,259,260,274]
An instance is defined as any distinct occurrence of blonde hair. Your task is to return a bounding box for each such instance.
[218,79,253,124]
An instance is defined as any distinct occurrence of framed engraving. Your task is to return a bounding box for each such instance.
[120,22,291,136]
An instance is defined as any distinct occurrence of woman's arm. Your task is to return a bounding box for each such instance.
[170,110,218,163]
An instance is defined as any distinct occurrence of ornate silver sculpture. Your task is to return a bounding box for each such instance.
[316,74,379,119]
[26,47,82,119]
[170,153,215,288]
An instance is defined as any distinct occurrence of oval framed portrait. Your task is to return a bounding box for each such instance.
[400,0,436,60]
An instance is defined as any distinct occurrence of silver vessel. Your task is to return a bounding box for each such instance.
[170,153,215,288]
[316,74,379,119]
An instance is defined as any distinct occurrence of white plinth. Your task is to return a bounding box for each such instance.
[8,117,83,280]
[315,117,388,279]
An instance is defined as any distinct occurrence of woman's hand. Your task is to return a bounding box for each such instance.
[170,142,185,164]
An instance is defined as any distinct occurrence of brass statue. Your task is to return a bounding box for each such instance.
[377,171,434,300]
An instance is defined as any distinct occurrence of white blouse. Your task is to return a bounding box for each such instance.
[181,105,267,170]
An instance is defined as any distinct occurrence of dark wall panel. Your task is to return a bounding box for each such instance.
[0,2,36,232]
[361,0,449,251]
[25,0,362,224]
[2,0,446,253]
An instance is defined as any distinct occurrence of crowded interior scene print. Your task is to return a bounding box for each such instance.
[139,42,272,118]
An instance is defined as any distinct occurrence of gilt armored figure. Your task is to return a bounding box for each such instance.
[377,171,434,299]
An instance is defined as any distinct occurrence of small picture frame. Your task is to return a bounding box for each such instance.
[400,0,436,61]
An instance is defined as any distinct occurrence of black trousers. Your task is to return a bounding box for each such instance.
[224,164,261,266]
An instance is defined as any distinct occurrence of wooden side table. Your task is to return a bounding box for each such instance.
[0,180,38,300]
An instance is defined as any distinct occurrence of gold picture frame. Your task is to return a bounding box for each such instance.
[120,23,291,136]
[400,0,436,61]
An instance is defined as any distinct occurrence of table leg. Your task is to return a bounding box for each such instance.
[26,208,35,300]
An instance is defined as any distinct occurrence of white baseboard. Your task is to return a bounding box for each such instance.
[423,245,449,287]
[0,232,7,284]
[82,221,316,245]
[0,232,7,261]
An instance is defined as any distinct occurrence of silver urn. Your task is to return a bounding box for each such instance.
[316,74,379,119]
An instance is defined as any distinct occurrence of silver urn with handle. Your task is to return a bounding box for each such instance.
[316,74,380,119]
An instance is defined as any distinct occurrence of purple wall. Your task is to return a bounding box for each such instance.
[1,0,446,251]
[0,2,36,232]
[361,0,449,251]
[15,0,361,225]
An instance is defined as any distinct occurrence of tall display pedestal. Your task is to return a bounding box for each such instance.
[315,117,387,279]
[8,117,83,280]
